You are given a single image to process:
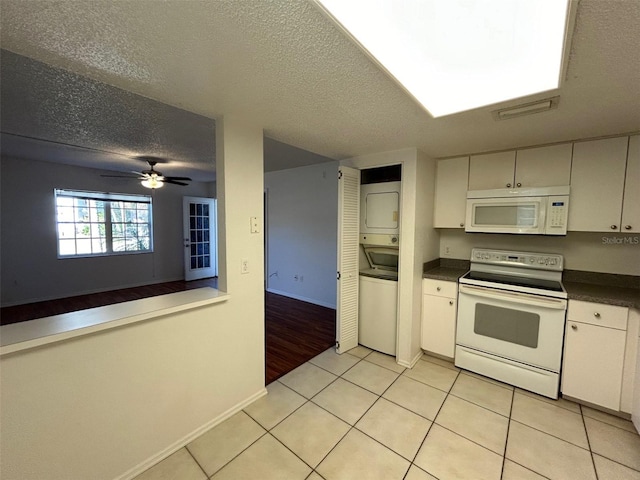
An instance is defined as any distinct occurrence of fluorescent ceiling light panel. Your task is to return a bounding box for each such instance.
[316,0,570,117]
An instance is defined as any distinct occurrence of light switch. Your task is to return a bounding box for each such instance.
[250,216,260,233]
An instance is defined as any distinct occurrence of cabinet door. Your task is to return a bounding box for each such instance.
[434,156,469,228]
[568,137,628,232]
[562,321,626,410]
[515,143,572,187]
[468,151,516,190]
[421,294,457,358]
[621,135,640,233]
[633,328,640,431]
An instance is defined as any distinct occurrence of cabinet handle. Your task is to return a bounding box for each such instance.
[436,287,441,291]
[611,225,618,230]
[449,300,454,306]
[625,225,632,230]
[594,312,600,318]
[516,182,522,187]
[571,324,577,330]
[506,183,512,188]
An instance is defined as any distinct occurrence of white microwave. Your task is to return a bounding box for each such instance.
[465,186,570,235]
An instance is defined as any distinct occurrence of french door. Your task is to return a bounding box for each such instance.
[183,196,217,281]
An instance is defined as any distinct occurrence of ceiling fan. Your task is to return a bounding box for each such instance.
[101,158,192,189]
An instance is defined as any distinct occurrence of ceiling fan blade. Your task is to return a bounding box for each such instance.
[165,176,192,181]
[164,179,189,186]
[100,174,140,178]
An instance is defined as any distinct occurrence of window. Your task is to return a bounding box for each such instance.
[55,189,153,257]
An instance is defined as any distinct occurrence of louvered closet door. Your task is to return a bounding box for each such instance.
[336,166,360,354]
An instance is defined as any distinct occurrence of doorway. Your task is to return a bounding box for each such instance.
[183,196,217,281]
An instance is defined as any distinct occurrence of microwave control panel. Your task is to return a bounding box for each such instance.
[545,195,569,233]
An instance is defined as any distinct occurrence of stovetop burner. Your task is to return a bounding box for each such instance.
[462,271,564,292]
[459,248,567,299]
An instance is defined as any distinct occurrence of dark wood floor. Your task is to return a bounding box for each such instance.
[0,277,219,326]
[265,292,336,384]
[0,281,336,385]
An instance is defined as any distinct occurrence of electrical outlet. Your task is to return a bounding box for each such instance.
[241,258,249,274]
[250,216,260,233]
[444,246,451,256]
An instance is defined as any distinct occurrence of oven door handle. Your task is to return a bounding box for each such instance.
[458,284,567,310]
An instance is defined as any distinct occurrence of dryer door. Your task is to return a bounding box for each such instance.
[360,182,401,234]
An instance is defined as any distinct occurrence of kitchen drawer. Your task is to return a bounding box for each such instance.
[423,278,457,298]
[567,300,628,330]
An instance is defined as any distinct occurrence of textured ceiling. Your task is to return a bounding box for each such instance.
[0,50,217,180]
[1,0,639,176]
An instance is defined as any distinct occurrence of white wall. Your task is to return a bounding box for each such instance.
[439,230,640,276]
[0,156,214,306]
[411,151,440,357]
[265,161,338,308]
[342,148,439,367]
[0,115,266,480]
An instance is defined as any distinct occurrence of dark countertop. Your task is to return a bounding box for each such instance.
[423,259,640,310]
[422,267,468,282]
[563,282,640,309]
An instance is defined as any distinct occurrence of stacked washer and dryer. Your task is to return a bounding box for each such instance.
[358,180,401,356]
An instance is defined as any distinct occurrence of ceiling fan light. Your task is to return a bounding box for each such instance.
[141,177,164,189]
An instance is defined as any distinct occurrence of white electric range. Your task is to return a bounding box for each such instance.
[455,248,567,399]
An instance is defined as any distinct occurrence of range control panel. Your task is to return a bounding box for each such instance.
[471,248,564,271]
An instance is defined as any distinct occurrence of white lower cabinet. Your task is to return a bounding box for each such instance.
[421,279,457,358]
[561,300,629,411]
[633,323,640,431]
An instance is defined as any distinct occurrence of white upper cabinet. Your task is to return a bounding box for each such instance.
[435,134,634,233]
[568,137,629,232]
[468,151,515,190]
[621,135,640,233]
[515,143,572,187]
[469,145,572,191]
[434,156,469,228]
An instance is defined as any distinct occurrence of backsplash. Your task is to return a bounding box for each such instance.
[439,230,640,276]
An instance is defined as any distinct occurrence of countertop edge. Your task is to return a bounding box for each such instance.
[422,267,468,282]
[0,288,230,356]
[563,282,640,310]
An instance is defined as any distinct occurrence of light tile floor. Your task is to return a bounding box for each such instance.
[136,347,640,480]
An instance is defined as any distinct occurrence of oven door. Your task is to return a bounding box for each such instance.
[456,284,567,372]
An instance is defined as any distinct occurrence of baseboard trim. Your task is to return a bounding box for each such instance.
[266,288,336,310]
[397,349,423,369]
[116,387,268,480]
